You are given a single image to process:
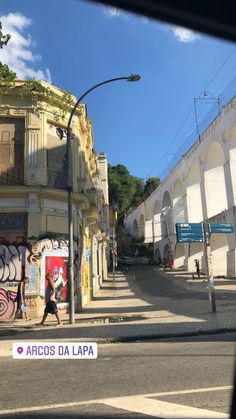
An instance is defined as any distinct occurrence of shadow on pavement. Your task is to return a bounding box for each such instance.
[1,266,236,344]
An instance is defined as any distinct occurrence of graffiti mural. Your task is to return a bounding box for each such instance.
[0,243,30,320]
[26,296,37,311]
[0,237,79,318]
[45,255,68,308]
[0,289,17,320]
[38,238,68,252]
[0,244,31,283]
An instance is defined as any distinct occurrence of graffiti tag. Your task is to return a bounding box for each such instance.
[0,288,17,320]
[0,245,30,283]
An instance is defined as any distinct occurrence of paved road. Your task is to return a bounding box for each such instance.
[1,267,236,347]
[0,333,235,418]
[127,266,236,315]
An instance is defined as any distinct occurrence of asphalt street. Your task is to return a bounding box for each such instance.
[127,266,236,315]
[0,333,235,418]
[1,267,236,417]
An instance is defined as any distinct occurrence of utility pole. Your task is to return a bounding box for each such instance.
[164,211,174,268]
[112,225,115,284]
[65,74,140,324]
[112,209,117,284]
[152,217,155,263]
[204,223,216,313]
[66,126,75,324]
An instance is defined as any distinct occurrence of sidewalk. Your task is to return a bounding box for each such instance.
[1,267,236,357]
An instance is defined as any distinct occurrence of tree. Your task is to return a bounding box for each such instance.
[131,177,145,207]
[108,164,145,216]
[144,177,161,199]
[0,22,17,83]
[108,165,161,219]
[114,164,129,176]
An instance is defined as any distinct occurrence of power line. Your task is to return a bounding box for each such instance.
[145,46,236,183]
[204,47,236,91]
[145,105,194,180]
[154,74,236,181]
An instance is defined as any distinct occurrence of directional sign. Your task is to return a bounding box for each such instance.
[176,223,205,243]
[209,223,235,234]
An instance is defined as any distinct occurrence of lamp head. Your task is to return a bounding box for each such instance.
[127,74,141,82]
[56,127,66,140]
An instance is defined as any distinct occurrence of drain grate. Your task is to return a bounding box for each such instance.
[76,315,145,324]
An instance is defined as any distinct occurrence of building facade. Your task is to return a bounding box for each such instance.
[0,80,109,320]
[125,95,236,278]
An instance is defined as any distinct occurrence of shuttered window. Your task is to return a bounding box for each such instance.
[0,118,25,184]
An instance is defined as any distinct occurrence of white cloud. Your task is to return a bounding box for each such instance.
[103,6,120,17]
[101,5,131,21]
[170,25,198,43]
[0,12,52,82]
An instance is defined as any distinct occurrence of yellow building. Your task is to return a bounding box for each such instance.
[0,80,109,319]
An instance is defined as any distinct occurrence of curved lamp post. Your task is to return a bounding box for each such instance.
[67,74,140,324]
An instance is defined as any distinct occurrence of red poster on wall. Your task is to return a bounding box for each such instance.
[45,256,68,308]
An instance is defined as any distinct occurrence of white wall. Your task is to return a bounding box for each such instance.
[125,95,236,277]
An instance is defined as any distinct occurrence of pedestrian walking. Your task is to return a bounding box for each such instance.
[195,259,200,278]
[37,272,62,326]
[13,276,31,321]
[192,259,201,279]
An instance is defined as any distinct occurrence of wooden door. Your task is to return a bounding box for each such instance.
[0,118,25,184]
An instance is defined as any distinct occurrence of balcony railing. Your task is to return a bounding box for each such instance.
[0,165,24,185]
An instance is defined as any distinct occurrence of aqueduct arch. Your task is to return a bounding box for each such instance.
[161,191,172,239]
[153,200,161,242]
[211,233,229,276]
[172,179,185,268]
[204,142,228,218]
[133,219,139,238]
[173,179,185,224]
[186,164,203,222]
[139,213,145,239]
[186,164,204,270]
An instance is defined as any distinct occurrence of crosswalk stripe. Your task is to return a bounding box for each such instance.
[141,385,232,398]
[103,396,228,418]
[0,385,232,416]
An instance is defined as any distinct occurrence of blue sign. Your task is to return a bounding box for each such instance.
[28,264,38,295]
[209,223,235,234]
[176,223,205,243]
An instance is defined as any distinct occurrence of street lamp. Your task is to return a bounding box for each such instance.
[66,74,140,324]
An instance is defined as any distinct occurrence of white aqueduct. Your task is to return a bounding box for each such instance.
[125,95,236,277]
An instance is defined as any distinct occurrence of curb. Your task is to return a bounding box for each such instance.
[0,314,147,337]
[106,327,236,343]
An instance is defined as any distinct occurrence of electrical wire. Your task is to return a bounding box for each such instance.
[145,105,194,180]
[145,46,236,183]
[204,47,236,91]
[125,62,236,228]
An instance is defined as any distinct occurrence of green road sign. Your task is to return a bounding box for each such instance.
[209,223,235,233]
[176,223,205,243]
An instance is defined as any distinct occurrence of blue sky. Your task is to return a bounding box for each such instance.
[1,0,236,181]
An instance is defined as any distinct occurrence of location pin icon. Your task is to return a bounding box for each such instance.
[17,347,23,354]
